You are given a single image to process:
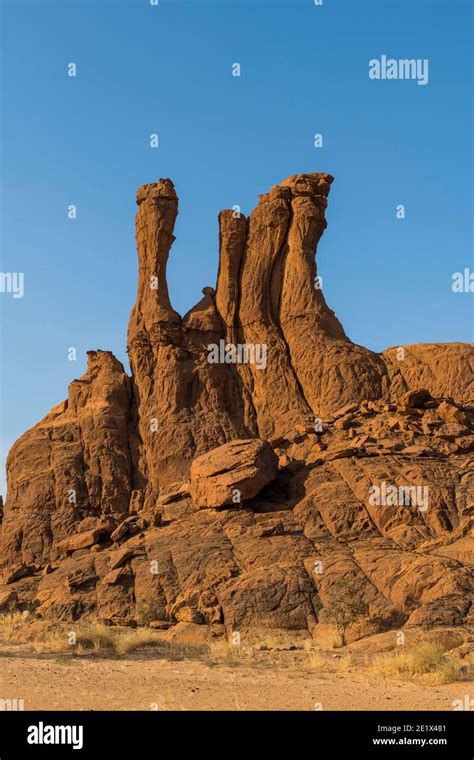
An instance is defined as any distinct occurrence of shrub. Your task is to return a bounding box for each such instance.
[325,578,369,645]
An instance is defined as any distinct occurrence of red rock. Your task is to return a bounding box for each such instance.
[402,389,433,408]
[175,606,203,624]
[397,405,424,417]
[333,403,359,419]
[437,400,470,426]
[104,567,126,586]
[149,620,173,630]
[3,563,31,585]
[1,173,472,643]
[322,446,361,462]
[400,445,432,456]
[313,441,327,452]
[109,545,144,571]
[383,344,474,405]
[56,527,109,556]
[334,418,352,431]
[110,516,139,543]
[0,589,18,609]
[190,439,278,508]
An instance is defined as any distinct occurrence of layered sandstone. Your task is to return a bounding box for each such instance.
[1,173,472,643]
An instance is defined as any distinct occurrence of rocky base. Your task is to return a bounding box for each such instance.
[2,392,472,641]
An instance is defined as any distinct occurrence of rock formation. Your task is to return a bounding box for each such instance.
[1,173,472,643]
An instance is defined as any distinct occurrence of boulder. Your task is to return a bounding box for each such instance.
[402,388,433,408]
[56,526,109,556]
[0,589,18,610]
[437,401,470,426]
[190,439,278,508]
[149,620,173,630]
[3,563,34,585]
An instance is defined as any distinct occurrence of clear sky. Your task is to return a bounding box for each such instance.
[0,0,473,498]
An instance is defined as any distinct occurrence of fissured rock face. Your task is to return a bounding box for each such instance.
[1,174,473,640]
[1,351,135,570]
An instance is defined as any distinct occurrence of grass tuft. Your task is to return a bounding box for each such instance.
[0,611,28,642]
[370,640,466,684]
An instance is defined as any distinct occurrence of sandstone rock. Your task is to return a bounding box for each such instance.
[333,403,359,419]
[101,617,137,628]
[156,484,190,507]
[149,620,173,630]
[321,446,361,462]
[3,563,32,585]
[190,439,278,508]
[397,405,423,417]
[383,344,474,404]
[402,389,433,408]
[0,589,18,610]
[56,526,109,556]
[110,516,139,543]
[313,442,327,452]
[400,445,432,456]
[1,172,473,644]
[278,454,291,469]
[175,606,203,624]
[65,566,98,589]
[104,567,126,585]
[437,401,470,426]
[455,435,474,453]
[434,422,470,441]
[334,418,352,431]
[109,545,144,571]
[1,351,134,572]
[127,180,250,504]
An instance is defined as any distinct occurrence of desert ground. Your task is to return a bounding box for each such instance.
[2,651,473,712]
[1,617,472,711]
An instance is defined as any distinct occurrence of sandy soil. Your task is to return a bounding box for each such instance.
[1,652,472,711]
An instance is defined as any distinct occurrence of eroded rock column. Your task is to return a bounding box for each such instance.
[233,185,313,439]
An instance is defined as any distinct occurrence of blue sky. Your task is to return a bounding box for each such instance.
[1,0,473,497]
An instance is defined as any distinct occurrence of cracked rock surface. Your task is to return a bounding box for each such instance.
[1,174,472,642]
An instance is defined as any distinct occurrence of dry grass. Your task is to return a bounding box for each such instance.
[1,610,472,686]
[308,652,354,672]
[370,640,467,684]
[115,629,163,654]
[75,623,117,651]
[313,626,344,650]
[0,612,207,658]
[209,640,245,665]
[27,623,118,654]
[39,625,208,658]
[0,610,27,642]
